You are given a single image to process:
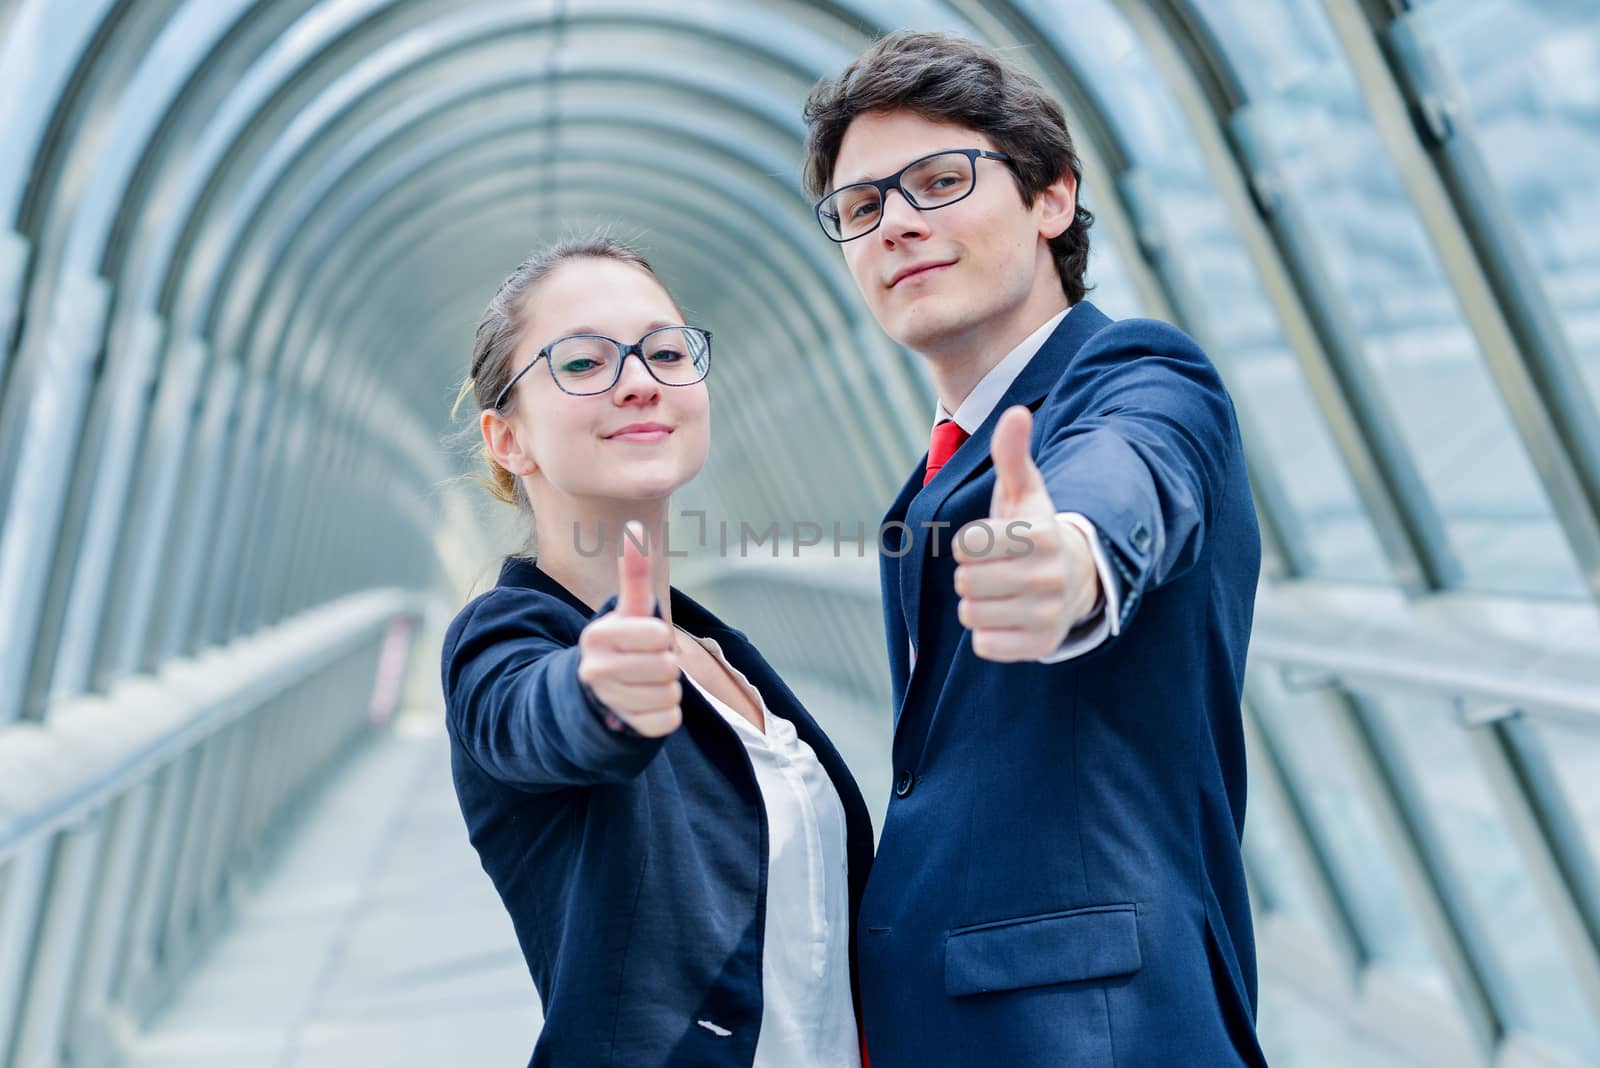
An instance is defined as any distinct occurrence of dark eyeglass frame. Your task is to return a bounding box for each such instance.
[492,325,713,408]
[814,148,1015,242]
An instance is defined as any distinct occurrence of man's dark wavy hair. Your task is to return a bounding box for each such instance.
[802,30,1094,304]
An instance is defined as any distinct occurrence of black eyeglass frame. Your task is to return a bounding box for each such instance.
[813,148,1015,242]
[491,325,713,408]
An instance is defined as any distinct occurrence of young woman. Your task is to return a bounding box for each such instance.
[441,235,873,1068]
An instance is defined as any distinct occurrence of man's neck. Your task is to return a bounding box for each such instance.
[924,296,1069,416]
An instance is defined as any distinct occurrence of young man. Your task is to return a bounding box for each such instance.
[803,31,1267,1067]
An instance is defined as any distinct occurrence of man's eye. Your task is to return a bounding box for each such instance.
[849,200,880,220]
[914,171,964,195]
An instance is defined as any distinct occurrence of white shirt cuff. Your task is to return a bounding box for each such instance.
[1038,512,1122,664]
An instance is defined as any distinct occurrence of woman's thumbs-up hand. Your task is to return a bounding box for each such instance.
[578,522,683,736]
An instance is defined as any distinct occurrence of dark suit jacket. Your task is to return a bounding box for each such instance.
[860,303,1267,1067]
[442,557,875,1067]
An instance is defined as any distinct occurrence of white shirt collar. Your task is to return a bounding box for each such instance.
[934,306,1072,434]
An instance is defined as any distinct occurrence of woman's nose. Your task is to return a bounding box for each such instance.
[613,353,661,405]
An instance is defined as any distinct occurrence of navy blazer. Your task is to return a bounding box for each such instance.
[441,557,875,1067]
[861,303,1267,1067]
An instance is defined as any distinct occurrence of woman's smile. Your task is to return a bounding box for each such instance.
[604,421,673,443]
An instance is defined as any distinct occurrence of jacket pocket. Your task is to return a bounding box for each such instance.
[944,903,1141,997]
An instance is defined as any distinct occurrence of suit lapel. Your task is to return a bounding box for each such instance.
[879,464,924,712]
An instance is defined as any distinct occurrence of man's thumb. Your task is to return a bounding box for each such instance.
[616,522,654,617]
[990,406,1045,515]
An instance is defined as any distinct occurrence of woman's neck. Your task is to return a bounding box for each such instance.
[532,494,674,624]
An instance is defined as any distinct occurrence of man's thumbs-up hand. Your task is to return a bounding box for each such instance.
[952,406,1100,662]
[988,403,1056,524]
[578,522,683,736]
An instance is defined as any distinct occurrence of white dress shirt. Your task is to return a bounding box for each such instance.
[680,633,861,1068]
[930,305,1123,662]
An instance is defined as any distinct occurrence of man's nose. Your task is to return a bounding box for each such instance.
[877,187,926,241]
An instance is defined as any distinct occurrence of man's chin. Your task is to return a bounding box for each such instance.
[892,307,967,355]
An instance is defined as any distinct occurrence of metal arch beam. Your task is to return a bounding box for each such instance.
[170,75,921,470]
[235,117,901,497]
[83,0,1163,496]
[209,65,920,436]
[68,33,908,661]
[259,127,889,460]
[1115,0,1451,594]
[1117,1,1529,1055]
[1330,0,1600,1026]
[62,1,927,625]
[15,0,928,716]
[245,100,891,421]
[200,62,807,334]
[136,0,857,331]
[294,117,859,395]
[0,0,256,723]
[192,168,889,642]
[1321,0,1600,604]
[0,0,135,224]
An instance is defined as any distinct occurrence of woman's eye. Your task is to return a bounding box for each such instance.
[649,348,687,363]
[561,358,601,374]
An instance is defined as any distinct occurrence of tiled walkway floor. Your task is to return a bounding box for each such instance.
[125,692,1419,1068]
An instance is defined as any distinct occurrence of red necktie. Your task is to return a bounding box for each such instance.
[924,419,970,485]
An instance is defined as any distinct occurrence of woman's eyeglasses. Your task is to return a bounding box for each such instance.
[493,325,712,407]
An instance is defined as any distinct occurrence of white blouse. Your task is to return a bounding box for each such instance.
[680,633,861,1068]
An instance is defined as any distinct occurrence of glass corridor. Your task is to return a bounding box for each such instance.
[0,1,1598,1066]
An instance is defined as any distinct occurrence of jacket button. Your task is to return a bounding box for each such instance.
[895,770,914,797]
[1131,522,1151,554]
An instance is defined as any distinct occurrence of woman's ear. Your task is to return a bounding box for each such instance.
[481,408,538,475]
[1034,170,1077,241]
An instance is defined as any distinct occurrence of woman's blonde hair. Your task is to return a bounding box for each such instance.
[453,233,663,509]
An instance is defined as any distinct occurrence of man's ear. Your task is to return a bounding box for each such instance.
[1034,170,1078,241]
[481,408,538,476]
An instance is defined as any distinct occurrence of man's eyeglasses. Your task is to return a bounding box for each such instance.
[493,326,712,408]
[814,148,1015,243]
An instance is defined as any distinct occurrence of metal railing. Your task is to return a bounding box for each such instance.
[0,589,423,1068]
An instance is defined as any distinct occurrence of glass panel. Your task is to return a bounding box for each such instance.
[1250,676,1448,998]
[1410,0,1600,414]
[1241,729,1325,930]
[1079,217,1145,323]
[1014,0,1393,583]
[1374,696,1600,1062]
[1191,0,1588,599]
[1527,717,1600,883]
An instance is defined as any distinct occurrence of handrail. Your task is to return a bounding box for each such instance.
[685,552,1600,723]
[0,588,422,865]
